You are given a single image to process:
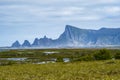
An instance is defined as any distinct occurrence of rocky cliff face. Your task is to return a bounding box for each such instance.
[32,36,53,47]
[11,25,120,48]
[57,25,94,46]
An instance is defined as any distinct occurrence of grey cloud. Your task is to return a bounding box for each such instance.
[0,0,120,24]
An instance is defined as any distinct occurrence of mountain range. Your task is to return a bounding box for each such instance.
[12,25,120,48]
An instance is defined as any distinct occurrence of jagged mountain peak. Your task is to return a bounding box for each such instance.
[65,25,91,33]
[65,25,79,31]
[11,25,120,48]
[22,40,31,47]
[43,35,47,39]
[32,38,40,46]
[12,40,21,47]
[65,25,73,29]
[35,38,39,40]
[40,36,49,40]
[41,35,53,40]
[15,40,20,43]
[99,27,120,30]
[99,27,107,30]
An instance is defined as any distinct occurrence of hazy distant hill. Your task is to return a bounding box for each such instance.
[12,25,120,48]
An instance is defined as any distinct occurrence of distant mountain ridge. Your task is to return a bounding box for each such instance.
[12,25,120,48]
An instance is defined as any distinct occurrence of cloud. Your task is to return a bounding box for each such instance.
[0,0,120,22]
[104,6,120,15]
[93,6,120,18]
[0,0,120,46]
[1,1,120,25]
[0,0,120,24]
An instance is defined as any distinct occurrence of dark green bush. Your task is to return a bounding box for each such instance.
[72,54,94,61]
[94,49,112,60]
[0,61,16,66]
[80,55,94,61]
[56,58,64,62]
[114,52,120,59]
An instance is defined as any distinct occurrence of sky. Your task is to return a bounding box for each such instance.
[0,0,120,47]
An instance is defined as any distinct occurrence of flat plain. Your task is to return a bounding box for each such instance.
[0,49,120,80]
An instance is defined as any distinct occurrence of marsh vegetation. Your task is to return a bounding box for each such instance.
[0,48,120,80]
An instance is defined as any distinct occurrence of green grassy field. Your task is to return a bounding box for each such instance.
[0,49,120,80]
[0,60,120,80]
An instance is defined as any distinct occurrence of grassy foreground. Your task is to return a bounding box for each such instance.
[0,60,120,80]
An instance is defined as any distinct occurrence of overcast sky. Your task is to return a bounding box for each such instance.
[0,0,120,47]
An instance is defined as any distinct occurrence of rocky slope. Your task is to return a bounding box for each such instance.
[12,25,120,48]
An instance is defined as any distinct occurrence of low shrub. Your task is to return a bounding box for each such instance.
[56,57,64,62]
[114,52,120,59]
[94,49,112,60]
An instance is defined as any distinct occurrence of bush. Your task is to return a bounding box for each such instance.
[56,58,64,62]
[80,55,94,61]
[72,54,94,62]
[0,61,16,66]
[114,52,120,59]
[94,49,112,60]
